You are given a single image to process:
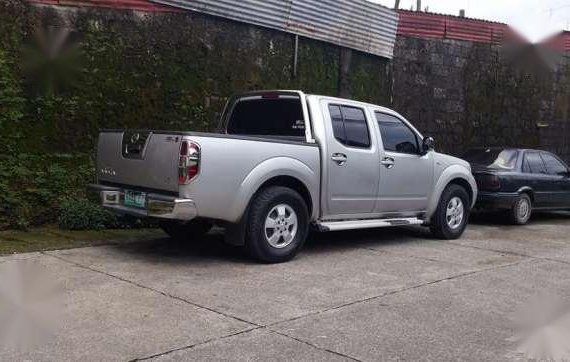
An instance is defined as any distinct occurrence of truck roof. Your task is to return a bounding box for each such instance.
[306,93,395,114]
[236,89,396,115]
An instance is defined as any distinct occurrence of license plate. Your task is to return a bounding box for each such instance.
[124,190,146,208]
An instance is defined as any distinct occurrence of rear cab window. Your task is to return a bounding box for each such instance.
[226,94,306,139]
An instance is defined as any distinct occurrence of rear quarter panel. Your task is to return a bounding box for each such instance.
[180,136,321,223]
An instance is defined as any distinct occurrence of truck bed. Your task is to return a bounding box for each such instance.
[96,130,321,222]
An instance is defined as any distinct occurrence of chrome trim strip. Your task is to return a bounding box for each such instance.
[317,217,424,232]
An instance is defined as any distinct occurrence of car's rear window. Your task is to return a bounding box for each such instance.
[226,96,305,138]
[462,149,519,170]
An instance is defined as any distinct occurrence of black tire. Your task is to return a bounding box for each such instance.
[159,219,213,242]
[509,194,532,225]
[430,184,470,240]
[245,186,309,263]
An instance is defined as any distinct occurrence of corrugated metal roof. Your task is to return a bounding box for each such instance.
[540,31,570,53]
[397,9,520,45]
[148,0,399,59]
[29,0,178,12]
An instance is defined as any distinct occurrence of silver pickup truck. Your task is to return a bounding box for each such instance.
[90,90,477,263]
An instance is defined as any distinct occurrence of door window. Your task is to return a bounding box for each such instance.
[375,113,419,154]
[541,153,568,175]
[328,105,370,148]
[523,152,546,174]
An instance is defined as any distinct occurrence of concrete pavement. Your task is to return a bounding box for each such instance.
[2,212,570,361]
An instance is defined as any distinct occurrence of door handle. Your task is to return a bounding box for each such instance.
[331,153,347,166]
[381,157,395,169]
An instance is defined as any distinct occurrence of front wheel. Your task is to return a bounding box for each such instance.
[430,184,470,239]
[245,186,309,263]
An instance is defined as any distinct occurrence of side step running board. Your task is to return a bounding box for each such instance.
[316,218,425,232]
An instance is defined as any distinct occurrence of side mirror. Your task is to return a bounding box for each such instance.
[422,136,435,154]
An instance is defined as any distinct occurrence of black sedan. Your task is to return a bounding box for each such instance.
[462,148,570,224]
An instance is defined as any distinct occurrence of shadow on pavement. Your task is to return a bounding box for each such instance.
[304,225,432,250]
[106,211,569,262]
[470,210,570,226]
[107,225,433,263]
[108,230,254,264]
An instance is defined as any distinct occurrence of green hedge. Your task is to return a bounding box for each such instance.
[57,199,156,230]
[58,199,118,230]
[0,1,391,230]
[0,153,155,230]
[0,154,95,229]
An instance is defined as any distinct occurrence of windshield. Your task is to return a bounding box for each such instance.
[462,149,519,170]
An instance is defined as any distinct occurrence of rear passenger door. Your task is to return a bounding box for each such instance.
[540,152,570,207]
[322,102,379,217]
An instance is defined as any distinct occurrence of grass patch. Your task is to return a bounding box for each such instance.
[0,226,165,255]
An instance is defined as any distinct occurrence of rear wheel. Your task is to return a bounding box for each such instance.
[160,219,213,241]
[430,184,470,239]
[509,194,532,225]
[245,186,309,263]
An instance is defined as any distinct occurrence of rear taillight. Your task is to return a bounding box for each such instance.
[178,141,200,185]
[476,174,501,191]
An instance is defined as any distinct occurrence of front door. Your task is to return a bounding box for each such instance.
[541,152,570,207]
[373,112,434,214]
[522,151,552,207]
[323,102,379,217]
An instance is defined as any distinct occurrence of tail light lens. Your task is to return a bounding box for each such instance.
[476,174,501,191]
[178,141,200,185]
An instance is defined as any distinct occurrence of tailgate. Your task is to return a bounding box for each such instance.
[96,131,181,193]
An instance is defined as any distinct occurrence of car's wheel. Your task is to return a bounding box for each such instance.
[159,219,213,241]
[245,186,309,263]
[430,184,470,240]
[509,194,532,225]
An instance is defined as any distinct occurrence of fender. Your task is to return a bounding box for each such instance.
[228,157,319,223]
[517,186,534,195]
[426,164,478,220]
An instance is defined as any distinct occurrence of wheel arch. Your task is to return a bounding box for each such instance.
[427,165,477,220]
[253,175,313,217]
[229,157,319,223]
[448,177,475,206]
[517,186,535,203]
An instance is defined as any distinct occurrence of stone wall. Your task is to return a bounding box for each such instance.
[3,1,568,162]
[392,36,570,162]
[0,2,391,154]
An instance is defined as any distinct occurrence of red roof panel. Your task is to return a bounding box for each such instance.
[397,9,523,45]
[540,31,570,53]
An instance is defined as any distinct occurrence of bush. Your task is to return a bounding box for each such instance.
[57,198,158,230]
[58,198,160,231]
[0,153,96,230]
[0,153,159,230]
[58,199,118,230]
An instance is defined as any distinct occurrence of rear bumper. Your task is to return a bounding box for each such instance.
[88,184,197,221]
[475,192,518,210]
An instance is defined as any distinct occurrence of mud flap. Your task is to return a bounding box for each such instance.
[224,215,247,246]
